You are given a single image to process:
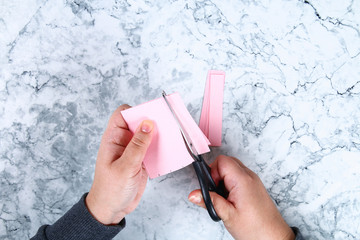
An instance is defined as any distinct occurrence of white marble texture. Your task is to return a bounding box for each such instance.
[1,0,360,239]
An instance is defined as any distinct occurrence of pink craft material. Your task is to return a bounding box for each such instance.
[121,93,210,179]
[199,70,225,146]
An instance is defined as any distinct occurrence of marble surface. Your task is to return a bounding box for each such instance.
[1,0,360,239]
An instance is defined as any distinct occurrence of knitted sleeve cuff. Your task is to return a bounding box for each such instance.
[44,193,125,240]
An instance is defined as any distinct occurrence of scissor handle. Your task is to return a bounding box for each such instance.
[192,156,229,222]
[192,160,221,221]
[198,155,229,198]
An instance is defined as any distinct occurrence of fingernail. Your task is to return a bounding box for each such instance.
[189,195,202,204]
[141,120,153,133]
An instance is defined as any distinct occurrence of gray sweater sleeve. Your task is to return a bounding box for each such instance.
[31,193,125,240]
[31,193,303,240]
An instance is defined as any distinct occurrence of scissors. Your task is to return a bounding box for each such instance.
[162,91,228,222]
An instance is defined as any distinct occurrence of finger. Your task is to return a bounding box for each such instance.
[116,120,154,172]
[229,156,257,177]
[213,155,246,179]
[209,155,226,184]
[97,105,133,165]
[210,155,252,196]
[99,128,133,164]
[188,189,206,208]
[123,167,149,214]
[102,126,133,147]
[108,104,132,130]
[131,166,149,205]
[229,156,247,169]
[211,155,247,170]
[210,155,239,184]
[210,161,221,185]
[188,189,234,222]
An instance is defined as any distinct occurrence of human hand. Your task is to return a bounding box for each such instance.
[86,105,154,225]
[188,155,295,240]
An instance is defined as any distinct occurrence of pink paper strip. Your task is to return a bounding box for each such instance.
[199,70,225,146]
[166,93,211,153]
[121,93,210,179]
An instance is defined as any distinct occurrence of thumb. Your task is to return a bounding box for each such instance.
[118,120,154,170]
[188,189,234,222]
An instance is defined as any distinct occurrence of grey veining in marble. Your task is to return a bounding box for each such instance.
[1,0,360,239]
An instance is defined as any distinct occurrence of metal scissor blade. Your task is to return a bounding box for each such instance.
[162,91,200,160]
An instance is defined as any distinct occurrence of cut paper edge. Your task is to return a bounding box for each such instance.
[166,93,210,154]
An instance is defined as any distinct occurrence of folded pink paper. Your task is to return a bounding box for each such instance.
[199,70,225,146]
[121,92,210,179]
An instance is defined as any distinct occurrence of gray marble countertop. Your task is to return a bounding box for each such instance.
[1,1,360,239]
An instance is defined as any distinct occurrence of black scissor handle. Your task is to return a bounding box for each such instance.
[192,156,229,222]
[198,155,229,198]
[192,160,221,221]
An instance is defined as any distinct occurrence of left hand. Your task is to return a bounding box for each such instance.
[86,105,154,225]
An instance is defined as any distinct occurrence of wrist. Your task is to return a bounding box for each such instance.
[282,227,295,240]
[259,218,295,240]
[85,192,126,225]
[269,225,295,240]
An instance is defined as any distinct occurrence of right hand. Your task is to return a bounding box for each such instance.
[188,155,295,240]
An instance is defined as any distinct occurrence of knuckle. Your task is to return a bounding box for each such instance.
[241,172,258,188]
[119,104,131,110]
[217,154,227,162]
[131,135,147,148]
[110,134,121,146]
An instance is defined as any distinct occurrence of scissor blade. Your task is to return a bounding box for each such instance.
[162,91,199,159]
